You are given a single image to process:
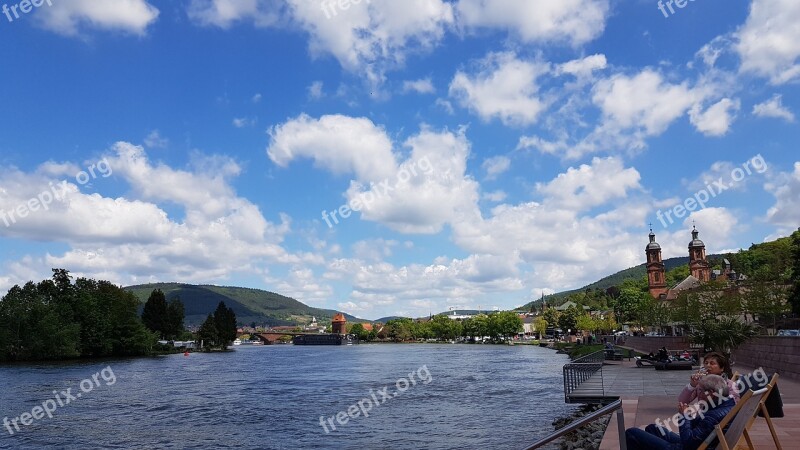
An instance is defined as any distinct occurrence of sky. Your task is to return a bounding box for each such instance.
[0,0,798,321]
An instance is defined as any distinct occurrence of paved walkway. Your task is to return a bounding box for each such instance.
[593,358,800,449]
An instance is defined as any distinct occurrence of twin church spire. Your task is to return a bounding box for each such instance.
[646,226,711,299]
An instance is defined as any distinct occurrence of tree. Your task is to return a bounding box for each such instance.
[740,281,790,329]
[141,289,168,338]
[213,301,238,348]
[558,305,582,333]
[789,228,800,314]
[533,316,548,338]
[688,316,757,360]
[576,314,595,333]
[166,297,185,340]
[197,314,217,348]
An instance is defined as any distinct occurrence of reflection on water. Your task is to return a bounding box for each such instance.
[0,344,577,449]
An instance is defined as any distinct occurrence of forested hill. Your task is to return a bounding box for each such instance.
[520,230,798,310]
[125,283,363,327]
[535,256,690,304]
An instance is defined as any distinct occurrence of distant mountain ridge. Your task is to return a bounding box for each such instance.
[519,255,695,310]
[125,283,364,326]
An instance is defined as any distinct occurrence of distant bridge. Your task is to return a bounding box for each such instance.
[252,332,323,344]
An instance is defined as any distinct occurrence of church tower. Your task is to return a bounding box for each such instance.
[646,229,668,298]
[688,226,711,282]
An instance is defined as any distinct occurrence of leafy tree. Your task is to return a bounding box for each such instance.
[350,323,371,341]
[141,289,168,338]
[688,316,757,359]
[197,314,218,348]
[213,301,238,348]
[576,314,595,333]
[533,316,548,338]
[789,228,800,314]
[557,305,582,333]
[166,297,185,340]
[739,281,790,329]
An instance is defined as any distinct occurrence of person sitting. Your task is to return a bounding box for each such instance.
[656,346,669,362]
[678,352,740,404]
[625,374,735,449]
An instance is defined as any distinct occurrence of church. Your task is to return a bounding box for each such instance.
[645,226,717,300]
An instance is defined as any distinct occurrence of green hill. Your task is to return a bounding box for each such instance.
[125,283,363,327]
[520,231,797,311]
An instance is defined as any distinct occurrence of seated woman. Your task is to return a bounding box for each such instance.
[626,374,735,450]
[678,352,740,404]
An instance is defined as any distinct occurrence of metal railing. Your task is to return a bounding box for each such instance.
[519,398,627,450]
[563,350,605,402]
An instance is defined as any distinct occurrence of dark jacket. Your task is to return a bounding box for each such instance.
[679,397,735,450]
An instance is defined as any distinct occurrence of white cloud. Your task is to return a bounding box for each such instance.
[287,0,453,87]
[233,117,256,128]
[765,162,800,231]
[0,142,312,290]
[752,94,795,122]
[344,127,480,234]
[36,0,159,36]
[482,155,510,180]
[267,114,397,182]
[252,93,263,103]
[557,54,607,78]
[144,130,169,149]
[402,78,435,94]
[482,190,507,202]
[449,52,550,126]
[689,98,740,137]
[308,81,324,99]
[592,69,699,136]
[187,0,282,28]
[536,157,642,212]
[455,0,609,46]
[736,0,800,84]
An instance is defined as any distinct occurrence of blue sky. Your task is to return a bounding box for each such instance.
[0,0,798,320]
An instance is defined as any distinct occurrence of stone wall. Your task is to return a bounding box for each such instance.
[732,336,800,380]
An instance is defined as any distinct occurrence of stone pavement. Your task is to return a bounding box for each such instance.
[593,357,800,449]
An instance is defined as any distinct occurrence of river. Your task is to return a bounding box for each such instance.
[0,344,578,449]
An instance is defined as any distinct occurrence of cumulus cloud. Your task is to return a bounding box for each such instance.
[482,155,511,180]
[36,0,159,36]
[752,94,795,122]
[765,162,800,232]
[402,78,435,94]
[455,0,609,46]
[0,142,311,290]
[449,52,550,126]
[689,98,740,137]
[187,0,282,28]
[736,0,800,84]
[288,0,453,87]
[267,114,397,182]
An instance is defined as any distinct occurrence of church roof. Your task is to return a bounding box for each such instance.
[673,275,701,291]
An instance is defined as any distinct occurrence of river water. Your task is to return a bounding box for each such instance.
[0,344,578,449]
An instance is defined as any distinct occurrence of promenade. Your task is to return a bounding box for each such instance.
[594,358,800,449]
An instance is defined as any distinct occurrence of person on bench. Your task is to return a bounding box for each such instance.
[626,374,735,450]
[678,352,740,405]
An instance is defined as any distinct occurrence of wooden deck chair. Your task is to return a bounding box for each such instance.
[697,387,768,450]
[737,373,782,450]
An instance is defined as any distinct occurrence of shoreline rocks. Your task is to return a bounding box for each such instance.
[552,403,610,450]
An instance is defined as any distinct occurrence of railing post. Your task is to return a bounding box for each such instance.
[616,409,627,450]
